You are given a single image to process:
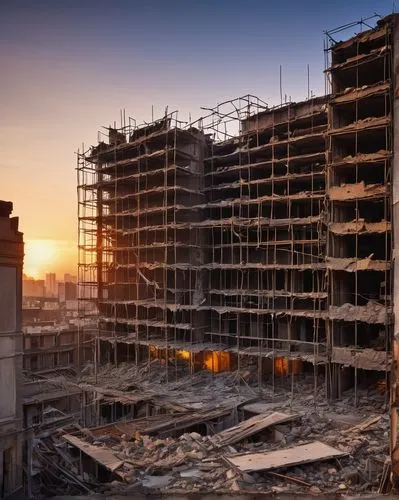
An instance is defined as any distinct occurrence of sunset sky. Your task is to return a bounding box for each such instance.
[0,0,394,278]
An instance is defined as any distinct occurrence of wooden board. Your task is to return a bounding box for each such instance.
[211,412,299,447]
[63,434,123,472]
[226,441,347,472]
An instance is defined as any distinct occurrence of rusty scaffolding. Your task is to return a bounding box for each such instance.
[77,111,207,381]
[77,16,396,409]
[325,15,393,402]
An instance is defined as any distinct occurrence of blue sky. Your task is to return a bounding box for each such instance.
[0,0,394,276]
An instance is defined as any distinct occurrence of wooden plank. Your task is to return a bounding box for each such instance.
[226,441,347,472]
[63,434,123,472]
[342,415,381,435]
[211,412,299,448]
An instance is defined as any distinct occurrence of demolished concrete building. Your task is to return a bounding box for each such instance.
[78,14,394,401]
[74,14,399,491]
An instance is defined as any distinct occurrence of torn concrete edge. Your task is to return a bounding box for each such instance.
[329,301,390,324]
[329,220,391,235]
[326,256,390,272]
[331,347,390,371]
[332,23,388,52]
[328,181,388,201]
[331,82,390,105]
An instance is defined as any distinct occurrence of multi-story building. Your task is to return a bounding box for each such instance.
[23,328,79,373]
[64,273,77,284]
[45,272,57,297]
[0,200,23,497]
[77,13,399,477]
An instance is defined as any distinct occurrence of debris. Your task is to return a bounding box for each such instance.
[180,468,203,478]
[211,412,299,448]
[231,479,241,491]
[142,475,173,488]
[267,470,311,487]
[342,415,382,435]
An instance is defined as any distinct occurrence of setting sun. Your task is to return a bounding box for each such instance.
[24,239,60,278]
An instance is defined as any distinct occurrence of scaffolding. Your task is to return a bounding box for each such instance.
[201,95,328,401]
[325,15,393,403]
[77,111,206,381]
[77,16,395,409]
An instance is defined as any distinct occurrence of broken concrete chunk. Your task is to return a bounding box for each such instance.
[180,468,203,478]
[226,469,236,480]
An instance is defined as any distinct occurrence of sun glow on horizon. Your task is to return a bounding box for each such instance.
[24,239,62,279]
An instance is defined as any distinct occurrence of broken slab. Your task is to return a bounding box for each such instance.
[329,301,388,324]
[328,181,388,201]
[327,115,391,136]
[63,434,123,472]
[225,441,347,472]
[329,220,391,235]
[326,256,390,272]
[331,347,390,371]
[331,150,390,168]
[211,412,299,448]
[330,82,390,104]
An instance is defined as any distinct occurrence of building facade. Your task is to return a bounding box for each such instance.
[0,201,24,497]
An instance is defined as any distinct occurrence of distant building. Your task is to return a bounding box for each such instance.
[65,281,77,301]
[59,281,77,302]
[0,200,23,497]
[64,273,77,284]
[45,272,57,297]
[58,281,65,302]
[23,277,45,298]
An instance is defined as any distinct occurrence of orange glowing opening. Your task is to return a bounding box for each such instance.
[176,350,191,361]
[149,345,159,359]
[203,351,231,373]
[274,357,302,376]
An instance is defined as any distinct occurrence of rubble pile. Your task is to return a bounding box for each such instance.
[33,362,391,496]
[79,360,256,410]
[70,388,389,495]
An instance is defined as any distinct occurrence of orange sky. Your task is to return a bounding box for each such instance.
[23,239,77,279]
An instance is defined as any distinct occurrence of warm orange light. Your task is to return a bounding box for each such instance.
[204,351,231,373]
[274,357,288,376]
[274,357,302,376]
[176,350,191,361]
[149,345,160,359]
[24,239,59,278]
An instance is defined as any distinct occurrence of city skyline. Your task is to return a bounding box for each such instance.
[23,270,77,281]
